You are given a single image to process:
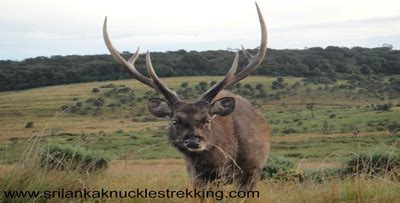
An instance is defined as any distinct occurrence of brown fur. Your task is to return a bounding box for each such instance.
[168,90,270,191]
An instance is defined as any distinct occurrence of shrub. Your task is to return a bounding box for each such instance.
[40,143,108,172]
[25,121,34,128]
[371,103,393,111]
[282,128,298,134]
[115,129,124,134]
[255,83,264,90]
[198,81,208,92]
[180,82,189,88]
[262,155,295,179]
[271,78,287,89]
[243,84,253,89]
[387,122,400,135]
[76,102,82,107]
[303,77,336,84]
[345,150,400,175]
[91,88,100,93]
[94,98,105,106]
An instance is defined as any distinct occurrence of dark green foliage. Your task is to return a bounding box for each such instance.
[1,46,400,91]
[255,83,264,90]
[370,103,393,111]
[282,128,298,134]
[271,77,287,89]
[262,155,295,179]
[198,81,208,92]
[40,143,108,172]
[93,98,105,106]
[345,150,400,175]
[25,121,34,128]
[180,82,189,88]
[303,77,336,84]
[91,88,100,93]
[387,122,400,135]
[389,78,400,92]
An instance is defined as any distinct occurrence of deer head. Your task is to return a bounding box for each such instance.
[103,3,267,153]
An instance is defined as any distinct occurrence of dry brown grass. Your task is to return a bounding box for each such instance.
[1,159,400,202]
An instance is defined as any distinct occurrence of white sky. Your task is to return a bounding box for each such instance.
[0,0,399,60]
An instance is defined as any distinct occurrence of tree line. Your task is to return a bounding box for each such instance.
[0,45,399,91]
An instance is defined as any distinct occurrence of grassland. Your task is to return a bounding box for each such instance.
[0,76,399,202]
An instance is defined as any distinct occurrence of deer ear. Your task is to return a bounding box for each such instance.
[209,97,236,116]
[147,98,171,118]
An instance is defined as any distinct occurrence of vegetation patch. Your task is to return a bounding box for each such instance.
[40,143,108,172]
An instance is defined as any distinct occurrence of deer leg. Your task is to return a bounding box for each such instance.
[237,169,261,191]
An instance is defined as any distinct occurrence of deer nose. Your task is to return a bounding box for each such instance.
[184,137,201,149]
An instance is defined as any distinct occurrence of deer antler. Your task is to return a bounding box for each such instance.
[201,2,268,102]
[103,17,180,104]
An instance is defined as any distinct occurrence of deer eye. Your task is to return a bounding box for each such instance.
[171,120,178,124]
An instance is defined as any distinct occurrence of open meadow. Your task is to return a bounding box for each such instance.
[1,76,400,202]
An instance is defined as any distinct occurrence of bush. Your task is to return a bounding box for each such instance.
[303,77,336,84]
[371,103,393,111]
[198,81,208,92]
[25,121,34,128]
[387,122,400,135]
[345,150,400,175]
[255,83,264,90]
[91,88,100,93]
[282,128,298,134]
[180,82,189,88]
[40,144,108,172]
[262,155,295,179]
[94,98,105,106]
[271,78,287,89]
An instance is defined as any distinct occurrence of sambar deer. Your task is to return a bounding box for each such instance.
[103,3,270,191]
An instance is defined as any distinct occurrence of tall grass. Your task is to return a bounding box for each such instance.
[1,134,400,202]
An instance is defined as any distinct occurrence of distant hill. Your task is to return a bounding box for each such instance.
[0,46,399,91]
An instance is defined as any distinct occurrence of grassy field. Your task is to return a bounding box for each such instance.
[0,76,400,202]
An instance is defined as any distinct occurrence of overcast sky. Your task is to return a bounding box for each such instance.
[0,0,399,60]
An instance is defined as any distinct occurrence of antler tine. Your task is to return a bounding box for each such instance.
[146,51,180,104]
[103,17,156,89]
[128,47,140,65]
[199,3,267,102]
[201,52,239,102]
[241,45,253,62]
[225,2,268,88]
